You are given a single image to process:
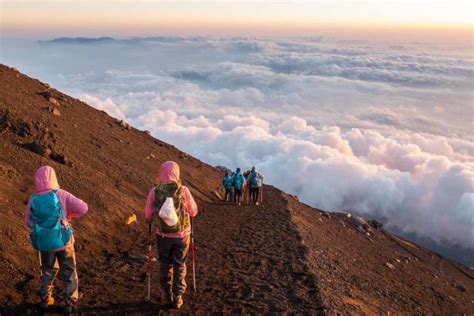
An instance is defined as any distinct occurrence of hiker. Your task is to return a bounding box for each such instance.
[145,161,198,309]
[232,167,246,206]
[222,171,233,202]
[247,166,264,205]
[24,166,88,313]
[242,169,252,203]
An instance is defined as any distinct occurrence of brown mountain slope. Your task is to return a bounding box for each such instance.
[0,64,472,315]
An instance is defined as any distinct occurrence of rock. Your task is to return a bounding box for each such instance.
[144,130,151,135]
[456,284,466,292]
[49,97,60,106]
[368,219,383,230]
[352,216,371,233]
[16,73,20,78]
[385,262,396,270]
[215,165,232,174]
[12,120,31,137]
[334,211,352,218]
[128,254,148,262]
[212,190,222,199]
[49,152,67,165]
[38,91,52,99]
[22,141,48,156]
[46,106,60,116]
[149,153,155,158]
[180,153,188,159]
[117,119,130,130]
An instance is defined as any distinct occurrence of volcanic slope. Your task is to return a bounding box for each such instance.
[0,64,472,315]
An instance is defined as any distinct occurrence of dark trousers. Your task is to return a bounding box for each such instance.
[156,235,190,297]
[250,187,260,203]
[224,188,233,201]
[39,243,78,302]
[234,189,242,203]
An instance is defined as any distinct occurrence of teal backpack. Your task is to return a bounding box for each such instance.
[223,176,233,190]
[233,174,244,190]
[249,172,258,188]
[29,191,73,251]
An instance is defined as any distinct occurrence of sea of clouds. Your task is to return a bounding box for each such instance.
[2,36,473,263]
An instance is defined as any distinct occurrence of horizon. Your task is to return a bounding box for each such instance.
[1,0,473,41]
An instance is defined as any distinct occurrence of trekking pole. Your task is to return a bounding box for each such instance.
[190,218,197,292]
[260,182,264,204]
[146,221,152,302]
[38,251,43,277]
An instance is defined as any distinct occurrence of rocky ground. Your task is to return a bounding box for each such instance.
[0,64,472,315]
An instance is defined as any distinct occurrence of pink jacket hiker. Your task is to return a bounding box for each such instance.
[145,161,198,238]
[24,166,89,250]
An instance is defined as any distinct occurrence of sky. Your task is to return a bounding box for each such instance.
[1,0,473,40]
[0,1,473,265]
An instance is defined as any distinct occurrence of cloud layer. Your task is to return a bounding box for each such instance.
[2,36,473,255]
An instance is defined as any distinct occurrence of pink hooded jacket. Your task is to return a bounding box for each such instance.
[145,161,198,238]
[25,166,89,250]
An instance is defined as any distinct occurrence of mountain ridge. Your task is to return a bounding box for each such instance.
[0,64,472,314]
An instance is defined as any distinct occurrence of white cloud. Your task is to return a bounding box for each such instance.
[3,36,473,254]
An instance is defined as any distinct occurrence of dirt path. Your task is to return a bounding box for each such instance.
[184,185,324,314]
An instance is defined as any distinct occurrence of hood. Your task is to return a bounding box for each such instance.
[35,165,60,193]
[159,161,181,184]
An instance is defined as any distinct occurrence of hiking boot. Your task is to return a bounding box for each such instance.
[40,295,54,309]
[63,300,77,314]
[173,295,183,309]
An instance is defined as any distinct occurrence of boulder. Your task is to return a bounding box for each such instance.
[22,141,49,156]
[352,216,371,233]
[49,97,60,106]
[369,219,383,230]
[38,91,52,99]
[117,119,130,130]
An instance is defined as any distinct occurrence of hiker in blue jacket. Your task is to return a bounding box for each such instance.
[222,171,234,202]
[232,168,246,206]
[247,166,264,205]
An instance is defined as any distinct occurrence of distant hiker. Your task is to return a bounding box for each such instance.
[243,169,252,203]
[24,166,88,313]
[145,161,198,309]
[247,166,264,205]
[222,171,234,202]
[232,167,246,206]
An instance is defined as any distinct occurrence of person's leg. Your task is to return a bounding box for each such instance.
[236,189,242,204]
[56,244,78,311]
[255,187,260,205]
[38,251,58,307]
[249,187,255,203]
[157,235,174,304]
[171,235,190,308]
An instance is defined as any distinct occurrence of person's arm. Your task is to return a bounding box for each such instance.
[145,188,156,221]
[62,190,88,219]
[24,198,32,227]
[182,186,198,217]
